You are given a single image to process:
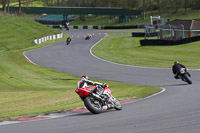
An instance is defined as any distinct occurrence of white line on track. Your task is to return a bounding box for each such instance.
[122,87,166,105]
[0,88,166,126]
[0,33,168,126]
[23,51,38,66]
[90,38,200,71]
[0,32,176,126]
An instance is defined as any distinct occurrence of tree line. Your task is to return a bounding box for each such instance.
[1,0,200,14]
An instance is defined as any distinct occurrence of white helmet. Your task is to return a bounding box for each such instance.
[81,75,89,80]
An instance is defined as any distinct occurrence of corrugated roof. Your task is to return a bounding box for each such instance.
[160,19,200,30]
[191,20,200,30]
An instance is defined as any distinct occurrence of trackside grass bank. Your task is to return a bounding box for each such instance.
[70,10,200,26]
[0,17,161,121]
[92,36,200,68]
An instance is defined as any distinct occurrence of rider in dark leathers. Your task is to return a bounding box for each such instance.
[66,37,71,45]
[172,61,187,79]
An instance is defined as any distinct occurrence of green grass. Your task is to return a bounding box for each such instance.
[0,0,44,8]
[70,10,200,26]
[0,17,60,51]
[92,37,200,68]
[120,10,200,25]
[106,33,131,37]
[105,29,145,31]
[0,17,161,121]
[106,29,144,37]
[70,16,119,26]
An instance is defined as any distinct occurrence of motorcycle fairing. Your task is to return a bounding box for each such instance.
[75,86,96,97]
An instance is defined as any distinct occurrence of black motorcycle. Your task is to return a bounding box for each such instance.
[177,68,192,84]
[85,35,91,40]
[66,37,71,45]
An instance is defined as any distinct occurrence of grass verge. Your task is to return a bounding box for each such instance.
[0,17,161,121]
[70,10,200,26]
[104,29,144,37]
[92,36,200,68]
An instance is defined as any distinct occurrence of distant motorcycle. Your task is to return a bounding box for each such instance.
[66,37,71,45]
[75,83,122,114]
[85,35,92,40]
[177,68,192,84]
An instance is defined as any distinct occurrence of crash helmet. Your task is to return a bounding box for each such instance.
[174,61,179,65]
[81,75,89,80]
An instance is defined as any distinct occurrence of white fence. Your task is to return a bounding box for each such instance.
[33,32,63,44]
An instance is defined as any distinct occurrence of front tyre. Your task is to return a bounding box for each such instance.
[84,96,102,114]
[183,74,192,84]
[113,97,122,110]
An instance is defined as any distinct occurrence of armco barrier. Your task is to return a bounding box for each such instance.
[140,36,200,46]
[33,33,63,44]
[68,24,149,30]
[69,25,102,29]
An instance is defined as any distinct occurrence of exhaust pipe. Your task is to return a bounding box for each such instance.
[91,93,103,102]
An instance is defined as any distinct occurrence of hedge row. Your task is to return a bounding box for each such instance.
[140,36,200,46]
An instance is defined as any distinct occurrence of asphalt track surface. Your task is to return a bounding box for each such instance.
[1,30,200,133]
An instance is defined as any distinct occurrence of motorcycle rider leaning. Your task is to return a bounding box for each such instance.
[77,75,114,109]
[172,61,189,79]
[77,75,102,89]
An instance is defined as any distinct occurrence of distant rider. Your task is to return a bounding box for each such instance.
[66,37,71,45]
[172,61,188,79]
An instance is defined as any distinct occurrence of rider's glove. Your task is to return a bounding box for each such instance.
[102,83,107,88]
[94,82,100,86]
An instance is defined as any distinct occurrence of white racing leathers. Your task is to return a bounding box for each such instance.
[77,78,102,89]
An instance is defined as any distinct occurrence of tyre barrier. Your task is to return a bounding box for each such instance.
[69,25,102,30]
[67,24,150,30]
[140,36,200,46]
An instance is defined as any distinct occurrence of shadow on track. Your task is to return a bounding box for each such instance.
[69,110,118,117]
[160,83,191,87]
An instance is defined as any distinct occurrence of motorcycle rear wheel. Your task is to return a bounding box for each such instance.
[84,96,102,114]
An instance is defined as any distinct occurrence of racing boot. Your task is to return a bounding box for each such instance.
[102,103,114,111]
[107,102,114,109]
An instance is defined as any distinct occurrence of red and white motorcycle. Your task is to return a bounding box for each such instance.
[75,83,122,114]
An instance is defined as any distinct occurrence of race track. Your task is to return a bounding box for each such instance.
[1,30,200,133]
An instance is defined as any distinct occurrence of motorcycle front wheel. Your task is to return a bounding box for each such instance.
[183,74,192,84]
[84,96,102,114]
[113,97,122,110]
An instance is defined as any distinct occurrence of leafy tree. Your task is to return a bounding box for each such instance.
[2,0,200,14]
[2,0,7,13]
[143,0,145,20]
[19,0,22,15]
[156,0,160,14]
